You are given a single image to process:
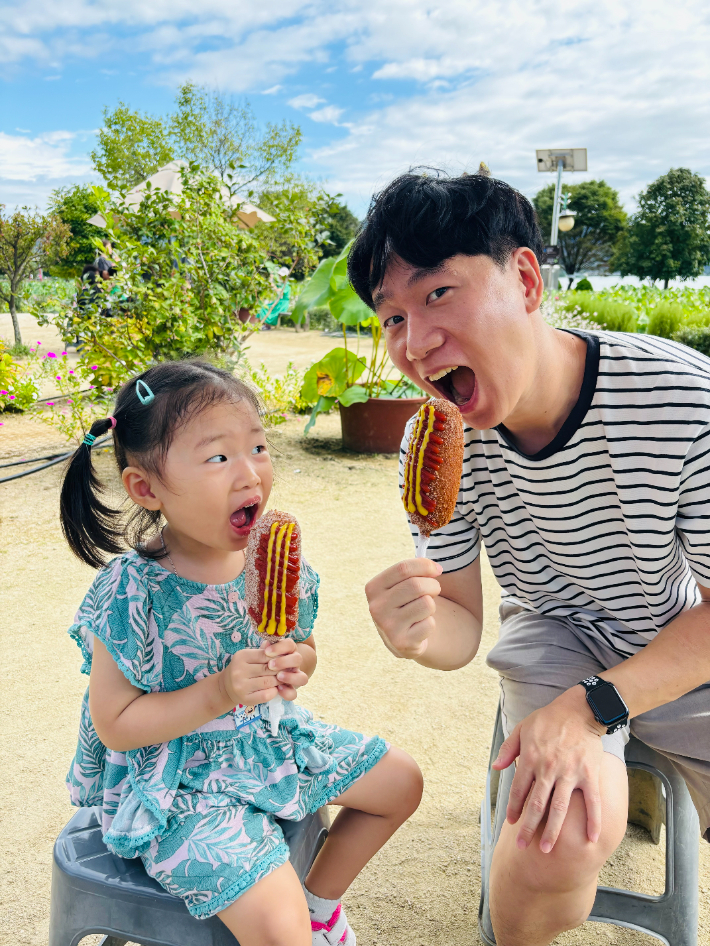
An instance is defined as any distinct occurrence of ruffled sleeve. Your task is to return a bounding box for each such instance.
[294,557,320,642]
[68,552,166,692]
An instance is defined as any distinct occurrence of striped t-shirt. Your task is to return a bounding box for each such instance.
[400,331,710,657]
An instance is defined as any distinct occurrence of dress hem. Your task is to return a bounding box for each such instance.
[186,841,291,919]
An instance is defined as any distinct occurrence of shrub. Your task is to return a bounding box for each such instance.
[672,326,710,358]
[645,302,684,338]
[575,277,593,291]
[562,291,637,332]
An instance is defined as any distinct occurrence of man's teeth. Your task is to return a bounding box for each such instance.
[428,366,458,382]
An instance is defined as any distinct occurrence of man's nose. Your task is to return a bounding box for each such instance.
[405,311,444,362]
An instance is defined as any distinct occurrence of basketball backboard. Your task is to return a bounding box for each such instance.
[536,149,587,172]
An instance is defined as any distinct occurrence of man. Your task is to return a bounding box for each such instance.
[353,171,710,946]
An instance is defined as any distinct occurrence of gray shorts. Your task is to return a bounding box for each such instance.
[486,602,710,839]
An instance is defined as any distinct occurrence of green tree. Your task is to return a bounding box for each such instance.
[612,168,710,289]
[534,180,627,288]
[320,199,359,258]
[42,166,272,388]
[92,83,301,196]
[170,82,301,196]
[0,207,70,346]
[91,103,173,192]
[47,184,108,278]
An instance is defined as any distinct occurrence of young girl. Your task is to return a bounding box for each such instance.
[61,360,422,946]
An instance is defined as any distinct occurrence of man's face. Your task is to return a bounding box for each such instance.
[374,249,543,430]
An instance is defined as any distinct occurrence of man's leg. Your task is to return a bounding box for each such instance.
[489,753,628,946]
[485,605,632,946]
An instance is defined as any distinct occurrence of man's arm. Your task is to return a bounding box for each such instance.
[365,556,483,670]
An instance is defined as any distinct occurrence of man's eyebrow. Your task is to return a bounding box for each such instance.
[406,263,446,287]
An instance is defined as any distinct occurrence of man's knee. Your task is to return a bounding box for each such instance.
[492,783,627,897]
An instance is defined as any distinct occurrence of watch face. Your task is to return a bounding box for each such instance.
[588,685,627,725]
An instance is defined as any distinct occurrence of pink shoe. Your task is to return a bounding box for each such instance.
[311,903,356,945]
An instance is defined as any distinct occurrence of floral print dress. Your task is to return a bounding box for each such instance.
[66,551,387,919]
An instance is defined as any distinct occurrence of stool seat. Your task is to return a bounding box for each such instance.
[479,702,699,946]
[49,806,329,946]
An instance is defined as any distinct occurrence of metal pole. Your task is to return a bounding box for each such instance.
[550,158,564,245]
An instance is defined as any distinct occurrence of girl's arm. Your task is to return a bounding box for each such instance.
[89,640,283,751]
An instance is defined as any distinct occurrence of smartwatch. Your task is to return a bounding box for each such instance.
[578,676,629,734]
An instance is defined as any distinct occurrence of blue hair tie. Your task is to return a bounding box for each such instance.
[82,433,96,447]
[136,379,155,405]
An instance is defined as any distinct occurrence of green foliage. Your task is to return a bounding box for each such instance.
[0,207,70,346]
[239,359,308,419]
[0,340,40,411]
[28,352,112,443]
[673,326,710,357]
[255,182,333,280]
[612,168,710,287]
[645,302,684,338]
[575,277,593,291]
[319,201,360,258]
[170,83,301,197]
[47,185,108,278]
[92,83,301,196]
[34,165,274,390]
[533,180,627,280]
[561,291,637,332]
[0,275,75,314]
[91,102,173,193]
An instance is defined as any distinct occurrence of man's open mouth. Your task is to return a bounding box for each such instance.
[230,502,259,530]
[426,365,476,410]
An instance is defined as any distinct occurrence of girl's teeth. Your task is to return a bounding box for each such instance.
[429,366,458,382]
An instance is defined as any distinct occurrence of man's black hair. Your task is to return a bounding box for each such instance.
[348,170,544,310]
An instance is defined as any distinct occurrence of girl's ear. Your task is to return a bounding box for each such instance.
[122,466,162,511]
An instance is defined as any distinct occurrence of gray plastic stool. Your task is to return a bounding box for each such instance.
[49,806,330,946]
[479,703,699,946]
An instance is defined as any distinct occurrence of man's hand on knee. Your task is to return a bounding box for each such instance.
[493,685,607,852]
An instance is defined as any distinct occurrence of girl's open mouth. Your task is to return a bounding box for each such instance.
[230,503,259,533]
[428,365,477,412]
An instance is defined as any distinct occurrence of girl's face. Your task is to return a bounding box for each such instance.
[125,399,273,553]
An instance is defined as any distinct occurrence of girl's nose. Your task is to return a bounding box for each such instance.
[233,457,261,490]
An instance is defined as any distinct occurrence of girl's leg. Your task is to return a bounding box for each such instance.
[218,861,311,946]
[305,746,423,899]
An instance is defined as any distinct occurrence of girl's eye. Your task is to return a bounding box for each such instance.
[383,314,405,329]
[252,444,267,455]
[206,454,228,463]
[427,287,449,303]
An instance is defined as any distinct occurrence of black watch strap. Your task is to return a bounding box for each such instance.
[579,675,629,735]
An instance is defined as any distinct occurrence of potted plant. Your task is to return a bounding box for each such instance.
[294,243,426,452]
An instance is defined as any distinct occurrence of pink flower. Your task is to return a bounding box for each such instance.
[69,370,74,375]
[29,348,35,353]
[9,395,15,400]
[47,352,56,359]
[62,351,67,356]
[0,422,3,426]
[90,365,98,370]
[36,341,41,345]
[89,384,95,389]
[67,399,73,404]
[0,390,6,395]
[46,401,55,406]
[56,375,62,380]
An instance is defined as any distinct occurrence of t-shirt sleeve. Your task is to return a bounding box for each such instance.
[294,557,320,641]
[399,417,481,573]
[68,555,163,691]
[676,425,710,586]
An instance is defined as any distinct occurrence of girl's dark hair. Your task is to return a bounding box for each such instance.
[348,170,544,309]
[59,360,263,569]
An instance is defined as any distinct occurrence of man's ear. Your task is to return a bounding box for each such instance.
[122,466,162,511]
[515,247,544,313]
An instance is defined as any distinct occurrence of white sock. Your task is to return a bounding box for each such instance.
[303,885,341,922]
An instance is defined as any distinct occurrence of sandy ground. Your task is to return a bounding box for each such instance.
[1,315,709,946]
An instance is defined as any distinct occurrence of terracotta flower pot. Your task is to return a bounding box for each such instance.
[339,396,428,453]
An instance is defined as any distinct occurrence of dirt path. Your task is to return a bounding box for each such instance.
[1,343,709,944]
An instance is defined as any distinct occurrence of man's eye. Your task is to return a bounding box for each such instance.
[427,287,449,303]
[206,454,228,463]
[252,444,267,455]
[383,314,405,329]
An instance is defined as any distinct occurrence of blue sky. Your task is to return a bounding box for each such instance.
[1,0,709,217]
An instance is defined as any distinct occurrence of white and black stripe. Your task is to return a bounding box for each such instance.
[400,331,710,657]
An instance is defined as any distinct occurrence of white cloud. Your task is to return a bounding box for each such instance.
[309,105,344,124]
[262,84,282,94]
[288,93,325,110]
[0,131,95,208]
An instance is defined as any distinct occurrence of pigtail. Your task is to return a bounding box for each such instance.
[59,417,124,569]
